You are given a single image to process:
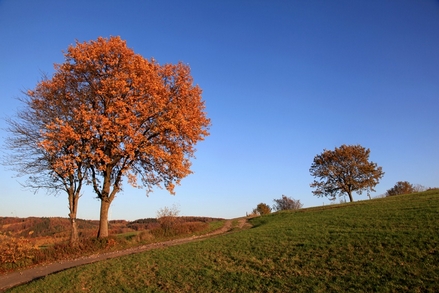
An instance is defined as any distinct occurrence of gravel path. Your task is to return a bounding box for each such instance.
[0,218,248,292]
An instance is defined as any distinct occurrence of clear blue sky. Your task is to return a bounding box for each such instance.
[0,0,438,221]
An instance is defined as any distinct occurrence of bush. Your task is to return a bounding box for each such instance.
[273,195,303,211]
[176,222,208,234]
[0,237,36,265]
[386,181,415,196]
[253,203,271,216]
[156,205,181,236]
[136,230,154,242]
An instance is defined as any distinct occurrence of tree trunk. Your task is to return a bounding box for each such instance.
[68,190,80,245]
[70,218,79,244]
[347,191,354,202]
[97,199,111,238]
[94,167,119,238]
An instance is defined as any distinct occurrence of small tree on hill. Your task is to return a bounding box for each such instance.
[386,181,415,196]
[5,93,88,245]
[253,203,271,216]
[310,144,384,202]
[273,195,303,211]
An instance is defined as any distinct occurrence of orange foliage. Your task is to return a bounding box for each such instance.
[27,36,210,237]
[0,236,36,264]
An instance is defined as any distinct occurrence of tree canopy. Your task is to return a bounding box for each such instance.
[309,144,384,202]
[10,36,210,238]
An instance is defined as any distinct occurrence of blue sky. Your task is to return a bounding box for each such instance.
[0,0,438,221]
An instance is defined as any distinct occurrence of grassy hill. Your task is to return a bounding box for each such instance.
[7,190,439,292]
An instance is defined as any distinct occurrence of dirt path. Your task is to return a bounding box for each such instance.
[0,218,248,292]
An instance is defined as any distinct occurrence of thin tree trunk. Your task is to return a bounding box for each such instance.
[347,191,354,202]
[97,199,111,238]
[68,190,80,245]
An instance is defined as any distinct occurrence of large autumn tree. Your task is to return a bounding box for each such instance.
[309,144,384,202]
[12,36,211,238]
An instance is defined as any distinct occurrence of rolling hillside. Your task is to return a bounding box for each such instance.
[8,189,439,292]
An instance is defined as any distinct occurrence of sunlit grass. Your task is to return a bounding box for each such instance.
[8,190,439,292]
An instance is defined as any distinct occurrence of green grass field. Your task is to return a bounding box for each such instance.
[8,190,439,292]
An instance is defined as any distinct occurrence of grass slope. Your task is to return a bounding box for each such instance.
[8,190,439,292]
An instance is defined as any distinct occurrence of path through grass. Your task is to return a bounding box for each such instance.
[7,190,439,292]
